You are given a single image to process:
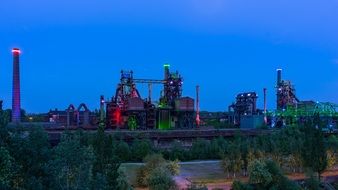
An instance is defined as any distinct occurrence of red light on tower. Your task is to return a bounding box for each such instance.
[12,48,21,54]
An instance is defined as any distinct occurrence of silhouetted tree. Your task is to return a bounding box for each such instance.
[115,141,131,162]
[131,139,153,161]
[50,131,94,190]
[136,154,179,188]
[248,159,301,190]
[0,147,14,189]
[91,126,123,190]
[301,118,327,180]
[8,126,52,189]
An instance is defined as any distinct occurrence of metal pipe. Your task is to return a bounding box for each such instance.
[196,85,200,128]
[148,83,152,102]
[100,95,105,123]
[263,88,267,124]
[276,69,282,111]
[277,69,282,85]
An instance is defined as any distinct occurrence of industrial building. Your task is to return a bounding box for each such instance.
[228,92,259,125]
[213,69,338,129]
[2,47,337,131]
[273,69,337,128]
[47,104,98,127]
[106,65,195,130]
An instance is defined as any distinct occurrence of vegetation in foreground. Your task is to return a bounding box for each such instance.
[136,154,179,190]
[0,110,132,190]
[1,108,337,189]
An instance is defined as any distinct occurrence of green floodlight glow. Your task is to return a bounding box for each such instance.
[128,116,137,131]
[158,110,171,130]
[163,64,170,67]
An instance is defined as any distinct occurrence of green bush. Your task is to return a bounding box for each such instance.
[147,167,177,190]
[131,139,153,161]
[136,154,179,189]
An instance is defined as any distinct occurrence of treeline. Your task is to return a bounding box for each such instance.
[232,159,301,190]
[110,126,337,171]
[1,109,337,189]
[220,123,337,179]
[0,111,133,190]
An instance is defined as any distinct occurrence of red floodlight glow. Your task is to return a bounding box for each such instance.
[115,108,121,124]
[12,48,21,54]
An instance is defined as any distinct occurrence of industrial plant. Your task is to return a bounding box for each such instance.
[105,66,195,130]
[1,48,338,132]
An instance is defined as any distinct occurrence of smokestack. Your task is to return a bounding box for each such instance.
[263,88,267,124]
[196,85,200,128]
[277,69,282,85]
[100,95,105,122]
[148,83,152,102]
[12,48,21,123]
[164,64,170,80]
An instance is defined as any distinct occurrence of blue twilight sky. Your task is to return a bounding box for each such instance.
[0,0,337,113]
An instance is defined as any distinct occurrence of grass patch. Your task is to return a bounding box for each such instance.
[121,161,231,186]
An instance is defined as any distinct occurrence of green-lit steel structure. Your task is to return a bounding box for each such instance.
[274,69,337,128]
[105,65,195,130]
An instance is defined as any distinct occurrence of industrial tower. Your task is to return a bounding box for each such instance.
[12,48,21,123]
[276,69,299,110]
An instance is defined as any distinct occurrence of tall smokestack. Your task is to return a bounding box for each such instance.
[196,85,200,128]
[12,48,21,123]
[164,64,170,81]
[276,69,283,111]
[263,88,267,124]
[277,69,282,85]
[100,95,105,123]
[148,83,152,102]
[263,88,267,112]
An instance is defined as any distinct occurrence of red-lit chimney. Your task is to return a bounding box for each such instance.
[12,48,21,123]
